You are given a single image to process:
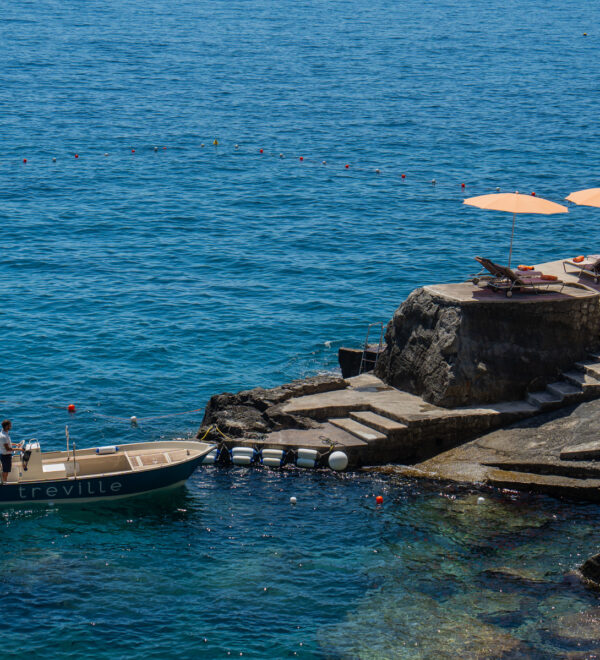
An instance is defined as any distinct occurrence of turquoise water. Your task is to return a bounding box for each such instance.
[2,0,600,656]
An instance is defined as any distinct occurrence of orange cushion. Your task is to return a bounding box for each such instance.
[541,274,558,281]
[517,265,534,271]
[573,255,585,263]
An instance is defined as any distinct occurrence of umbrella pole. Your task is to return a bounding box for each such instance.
[508,212,516,268]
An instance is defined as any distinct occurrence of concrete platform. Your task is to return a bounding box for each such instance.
[425,258,600,304]
[386,396,600,501]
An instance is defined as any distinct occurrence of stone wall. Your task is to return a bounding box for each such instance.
[375,286,600,407]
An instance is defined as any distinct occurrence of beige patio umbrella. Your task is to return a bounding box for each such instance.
[565,188,600,208]
[463,191,568,268]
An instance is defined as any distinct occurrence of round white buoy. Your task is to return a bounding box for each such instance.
[235,144,239,149]
[130,415,138,427]
[290,496,297,505]
[328,451,348,471]
[154,146,158,152]
[477,496,485,504]
[104,153,109,157]
[52,157,57,162]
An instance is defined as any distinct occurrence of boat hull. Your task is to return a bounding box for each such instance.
[0,453,207,505]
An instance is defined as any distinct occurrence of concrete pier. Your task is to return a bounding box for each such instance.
[198,257,600,498]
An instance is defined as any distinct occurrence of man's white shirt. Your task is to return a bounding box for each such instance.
[0,430,11,455]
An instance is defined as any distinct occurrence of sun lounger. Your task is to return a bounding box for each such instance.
[473,257,564,297]
[562,255,600,284]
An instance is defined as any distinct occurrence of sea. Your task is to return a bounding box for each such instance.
[2,1,600,657]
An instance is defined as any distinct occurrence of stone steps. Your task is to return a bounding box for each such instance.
[546,381,582,402]
[574,360,600,380]
[526,390,563,409]
[329,418,386,443]
[562,370,600,394]
[349,410,408,436]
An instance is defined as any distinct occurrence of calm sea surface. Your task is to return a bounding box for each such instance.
[2,1,600,657]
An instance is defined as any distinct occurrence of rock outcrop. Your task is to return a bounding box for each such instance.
[198,374,346,442]
[580,553,600,589]
[375,285,600,407]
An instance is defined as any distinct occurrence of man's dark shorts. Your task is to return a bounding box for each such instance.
[1,454,12,474]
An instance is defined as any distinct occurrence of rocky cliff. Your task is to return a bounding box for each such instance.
[375,285,600,407]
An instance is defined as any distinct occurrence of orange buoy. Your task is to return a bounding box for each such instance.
[375,495,383,504]
[259,149,263,154]
[299,156,304,161]
[75,154,79,158]
[531,191,536,196]
[345,164,349,169]
[573,255,585,263]
[131,149,135,153]
[461,183,465,188]
[401,173,406,179]
[23,158,27,163]
[67,404,76,413]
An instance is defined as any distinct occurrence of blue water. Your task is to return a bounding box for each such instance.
[2,0,600,656]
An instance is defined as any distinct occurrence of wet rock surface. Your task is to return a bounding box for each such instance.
[375,286,600,406]
[580,554,600,589]
[197,374,346,441]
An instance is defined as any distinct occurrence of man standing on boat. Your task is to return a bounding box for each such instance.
[0,420,22,484]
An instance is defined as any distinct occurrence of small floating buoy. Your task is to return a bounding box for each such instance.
[213,139,218,146]
[23,158,27,163]
[299,156,304,161]
[67,404,76,414]
[154,146,158,152]
[52,157,57,162]
[259,149,263,154]
[130,416,138,427]
[345,164,349,169]
[201,143,205,148]
[279,153,284,158]
[461,183,465,188]
[401,173,406,179]
[531,191,536,196]
[202,448,219,465]
[328,451,348,471]
[290,496,297,505]
[296,448,318,468]
[322,160,326,165]
[75,154,79,158]
[431,179,436,185]
[375,168,380,174]
[375,495,383,504]
[104,153,109,157]
[234,144,239,149]
[496,187,500,192]
[477,496,485,504]
[131,149,135,153]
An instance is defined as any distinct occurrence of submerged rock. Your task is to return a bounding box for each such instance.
[579,553,600,589]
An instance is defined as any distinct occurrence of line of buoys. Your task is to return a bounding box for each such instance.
[11,143,518,194]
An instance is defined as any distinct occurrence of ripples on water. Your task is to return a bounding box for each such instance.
[2,471,600,659]
[2,0,600,656]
